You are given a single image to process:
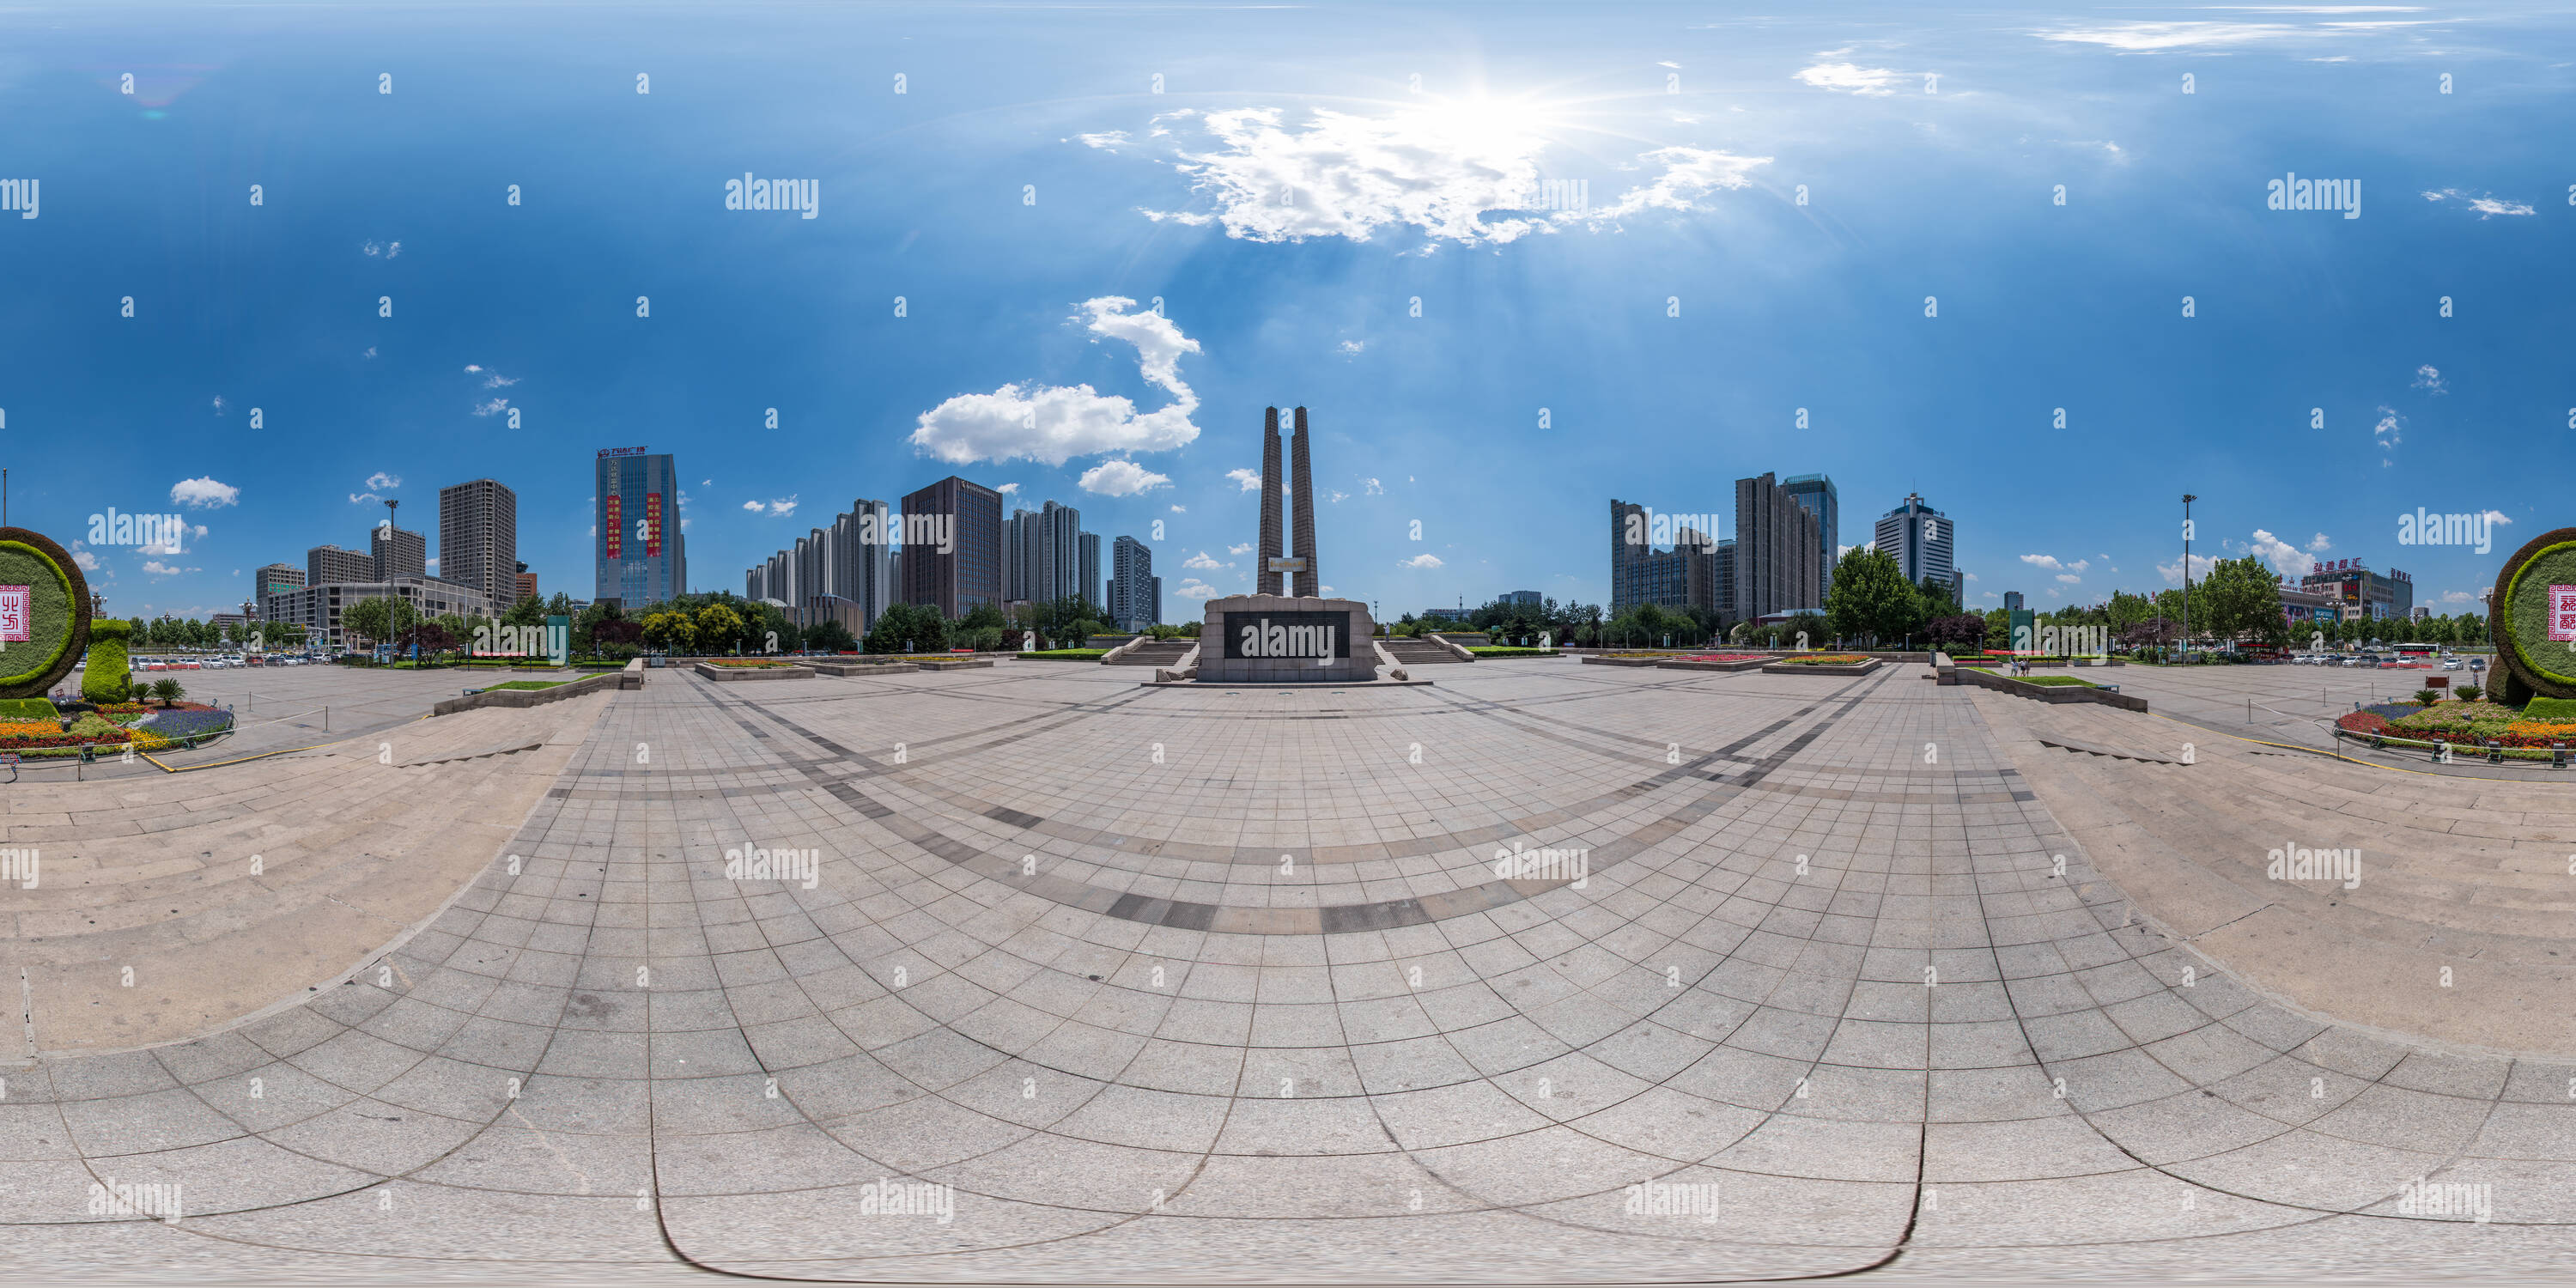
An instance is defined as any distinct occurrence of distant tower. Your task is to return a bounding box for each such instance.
[1290,406,1318,598]
[1259,406,1285,595]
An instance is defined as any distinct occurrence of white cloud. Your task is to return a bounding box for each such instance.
[1123,105,1765,246]
[1227,543,1252,556]
[996,483,1021,496]
[2421,188,2536,218]
[1962,571,1978,581]
[361,346,377,359]
[2438,589,2481,605]
[170,477,240,508]
[2157,553,2219,585]
[1170,504,1186,513]
[702,478,712,487]
[909,296,1200,466]
[743,500,766,513]
[2055,573,2081,584]
[2035,19,2425,52]
[425,556,439,574]
[2483,509,2512,527]
[1795,63,1903,95]
[1339,340,1367,356]
[367,471,401,491]
[1075,130,1131,150]
[2411,364,2446,394]
[1398,553,1444,569]
[2249,529,2310,577]
[1078,459,1172,496]
[1322,489,1349,504]
[1182,550,1224,570]
[1176,578,1220,600]
[2018,554,2087,573]
[1226,468,1262,493]
[70,544,101,571]
[211,394,226,415]
[464,364,519,388]
[2307,532,2333,553]
[1363,477,1383,495]
[2373,405,2403,460]
[472,398,510,417]
[141,561,195,577]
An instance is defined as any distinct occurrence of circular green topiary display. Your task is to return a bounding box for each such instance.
[2490,527,2576,702]
[0,529,94,699]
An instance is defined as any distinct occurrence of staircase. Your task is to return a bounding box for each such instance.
[1109,638,1196,666]
[1383,637,1469,665]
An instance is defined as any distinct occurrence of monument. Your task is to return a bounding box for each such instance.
[0,526,95,700]
[1196,407,1381,683]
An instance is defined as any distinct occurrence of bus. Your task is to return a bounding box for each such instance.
[2393,642,2438,658]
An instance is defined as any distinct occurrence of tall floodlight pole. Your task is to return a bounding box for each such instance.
[2181,494,2197,651]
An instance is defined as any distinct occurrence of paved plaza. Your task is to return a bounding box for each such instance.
[3,656,2573,1282]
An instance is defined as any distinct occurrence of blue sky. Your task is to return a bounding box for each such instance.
[2,0,2569,622]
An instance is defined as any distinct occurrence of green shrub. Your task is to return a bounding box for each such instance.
[2456,684,2483,703]
[2522,696,2576,720]
[82,620,132,704]
[0,697,60,720]
[149,677,185,708]
[2415,688,2444,707]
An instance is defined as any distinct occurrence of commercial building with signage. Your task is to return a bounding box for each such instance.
[594,447,687,611]
[2298,558,2413,621]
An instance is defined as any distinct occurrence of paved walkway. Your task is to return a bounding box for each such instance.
[2,659,2569,1281]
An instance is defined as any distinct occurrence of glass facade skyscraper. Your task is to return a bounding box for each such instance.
[594,448,687,610]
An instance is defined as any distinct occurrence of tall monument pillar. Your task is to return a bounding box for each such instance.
[1258,407,1285,596]
[1290,406,1318,598]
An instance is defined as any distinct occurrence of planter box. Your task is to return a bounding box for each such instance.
[1655,656,1773,672]
[912,658,993,671]
[1954,666,2148,712]
[1581,655,1671,668]
[433,669,630,716]
[694,662,816,682]
[1760,659,1883,677]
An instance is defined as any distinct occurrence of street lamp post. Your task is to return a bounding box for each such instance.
[2181,494,2197,653]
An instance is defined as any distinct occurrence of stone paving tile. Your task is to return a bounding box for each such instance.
[1,658,2571,1280]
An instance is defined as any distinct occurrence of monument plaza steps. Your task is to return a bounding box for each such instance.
[1971,685,2576,1054]
[0,691,612,1054]
[1107,638,1194,666]
[1382,637,1469,665]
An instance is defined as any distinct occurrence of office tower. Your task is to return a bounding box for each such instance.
[2004,591,2024,611]
[1004,508,1037,603]
[371,522,427,582]
[254,563,304,610]
[1875,493,1956,589]
[515,570,538,603]
[1107,535,1160,631]
[1609,500,1646,615]
[307,544,374,588]
[1039,500,1084,602]
[1078,531,1099,611]
[901,475,1003,617]
[438,478,518,602]
[1782,474,1838,602]
[825,499,895,630]
[594,448,686,609]
[1612,500,1724,617]
[1734,472,1824,621]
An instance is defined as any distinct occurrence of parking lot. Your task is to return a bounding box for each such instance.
[2101,653,2503,761]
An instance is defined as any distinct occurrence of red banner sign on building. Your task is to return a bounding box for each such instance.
[605,495,623,558]
[645,492,662,556]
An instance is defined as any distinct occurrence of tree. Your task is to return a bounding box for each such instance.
[149,677,185,708]
[957,602,1006,634]
[1826,547,1922,646]
[503,595,548,628]
[2194,556,2281,645]
[1780,611,1830,649]
[694,603,748,653]
[804,619,858,653]
[1924,614,1987,652]
[641,611,697,654]
[341,597,393,649]
[866,603,946,653]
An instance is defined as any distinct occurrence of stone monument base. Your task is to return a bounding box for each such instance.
[1195,595,1379,683]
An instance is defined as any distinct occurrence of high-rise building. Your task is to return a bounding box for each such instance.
[1004,508,1039,603]
[1106,536,1161,631]
[307,544,374,588]
[370,522,427,582]
[1502,591,1541,607]
[594,448,686,610]
[830,499,896,630]
[901,475,1003,617]
[438,478,517,604]
[1609,499,1724,617]
[1875,493,1956,592]
[516,571,539,603]
[1039,501,1084,602]
[1781,474,1838,602]
[1078,531,1099,611]
[255,563,305,610]
[1733,473,1824,622]
[1714,539,1736,617]
[2003,591,2025,611]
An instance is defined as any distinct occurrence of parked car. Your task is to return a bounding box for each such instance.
[2441,659,2464,671]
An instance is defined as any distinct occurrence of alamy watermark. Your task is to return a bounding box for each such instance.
[1623,1181,1718,1223]
[858,1176,954,1223]
[2397,507,2499,556]
[1621,508,1723,550]
[471,622,568,666]
[0,847,36,890]
[725,173,818,219]
[1492,840,1589,889]
[88,508,186,550]
[2397,1176,2492,1223]
[725,842,820,889]
[2266,843,2360,890]
[0,177,35,219]
[88,1179,182,1223]
[2266,172,2360,219]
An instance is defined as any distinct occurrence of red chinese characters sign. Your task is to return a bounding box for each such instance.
[605,495,623,559]
[0,586,28,642]
[2551,586,2576,643]
[645,493,663,556]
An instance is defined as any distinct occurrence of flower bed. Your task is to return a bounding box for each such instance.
[1466,647,1558,657]
[1772,653,1872,665]
[2339,700,2575,755]
[703,659,795,668]
[0,701,228,750]
[1680,653,1769,663]
[1019,649,1109,659]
